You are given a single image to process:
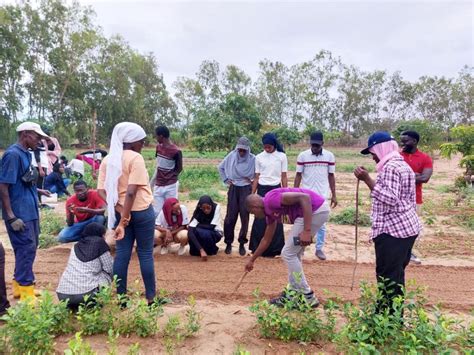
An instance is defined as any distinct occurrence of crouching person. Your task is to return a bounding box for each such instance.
[154,197,189,256]
[58,180,106,243]
[245,188,330,308]
[56,223,113,309]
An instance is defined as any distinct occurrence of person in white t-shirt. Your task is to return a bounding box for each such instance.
[249,133,287,257]
[154,197,189,256]
[294,131,337,260]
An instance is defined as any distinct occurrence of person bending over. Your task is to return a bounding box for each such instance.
[154,197,189,256]
[187,196,223,261]
[58,180,106,243]
[56,223,113,310]
[245,188,330,308]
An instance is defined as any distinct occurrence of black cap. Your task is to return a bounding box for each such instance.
[310,131,323,145]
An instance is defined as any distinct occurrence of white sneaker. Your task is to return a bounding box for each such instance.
[178,245,186,256]
[160,246,169,255]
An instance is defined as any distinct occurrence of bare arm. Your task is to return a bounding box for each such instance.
[328,173,337,208]
[415,168,433,184]
[0,183,14,220]
[120,184,139,222]
[175,151,183,175]
[294,172,302,188]
[252,173,260,194]
[97,189,107,203]
[281,172,288,188]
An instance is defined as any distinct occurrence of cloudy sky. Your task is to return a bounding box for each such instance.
[21,0,474,88]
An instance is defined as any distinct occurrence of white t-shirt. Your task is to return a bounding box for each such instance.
[255,151,288,186]
[296,148,335,199]
[67,159,85,175]
[155,204,189,228]
[30,150,49,170]
[188,204,223,234]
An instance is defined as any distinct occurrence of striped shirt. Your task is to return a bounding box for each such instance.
[370,156,422,239]
[155,143,182,187]
[296,148,335,199]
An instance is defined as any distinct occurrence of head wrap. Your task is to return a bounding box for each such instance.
[192,195,217,225]
[262,132,285,153]
[220,137,255,183]
[369,140,401,173]
[162,197,183,228]
[105,122,146,228]
[74,222,109,262]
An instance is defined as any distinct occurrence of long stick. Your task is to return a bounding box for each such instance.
[350,179,360,291]
[233,271,249,294]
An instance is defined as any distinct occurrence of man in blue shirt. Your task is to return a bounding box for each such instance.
[0,122,50,302]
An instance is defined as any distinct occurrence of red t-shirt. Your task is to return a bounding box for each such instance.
[400,150,433,204]
[65,190,106,222]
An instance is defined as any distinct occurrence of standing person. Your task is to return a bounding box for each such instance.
[56,223,113,310]
[44,134,62,173]
[0,242,10,315]
[97,122,156,304]
[187,196,223,261]
[294,131,337,260]
[399,130,433,265]
[249,133,287,257]
[0,122,50,301]
[150,126,183,215]
[354,131,421,311]
[57,180,106,243]
[154,197,189,256]
[245,188,329,308]
[218,137,255,256]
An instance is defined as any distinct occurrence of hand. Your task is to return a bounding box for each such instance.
[165,230,173,244]
[75,207,90,214]
[9,217,25,232]
[68,204,76,214]
[354,166,370,181]
[39,169,45,177]
[114,224,125,241]
[226,179,233,186]
[38,189,51,197]
[299,230,312,246]
[331,196,338,208]
[245,259,254,272]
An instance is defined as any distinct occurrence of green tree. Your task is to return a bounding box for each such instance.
[393,119,444,154]
[439,125,474,184]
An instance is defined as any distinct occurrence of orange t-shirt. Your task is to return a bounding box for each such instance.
[97,150,153,211]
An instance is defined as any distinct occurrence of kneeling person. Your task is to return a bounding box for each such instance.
[56,223,113,309]
[245,188,330,308]
[154,198,189,256]
[58,180,106,243]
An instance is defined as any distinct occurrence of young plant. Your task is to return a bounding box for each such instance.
[64,332,96,355]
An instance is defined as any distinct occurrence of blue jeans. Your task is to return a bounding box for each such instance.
[315,223,326,251]
[6,220,39,285]
[113,205,156,300]
[57,215,106,243]
[49,178,71,197]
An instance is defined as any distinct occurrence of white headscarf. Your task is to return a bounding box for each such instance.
[105,122,147,228]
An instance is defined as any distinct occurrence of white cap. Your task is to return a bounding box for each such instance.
[16,122,49,137]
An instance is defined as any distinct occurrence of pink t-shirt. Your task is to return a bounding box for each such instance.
[263,188,325,224]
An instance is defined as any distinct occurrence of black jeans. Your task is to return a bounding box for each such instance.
[0,243,10,315]
[57,288,99,310]
[224,184,252,245]
[374,233,417,311]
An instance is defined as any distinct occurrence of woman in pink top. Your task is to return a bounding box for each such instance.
[245,187,329,308]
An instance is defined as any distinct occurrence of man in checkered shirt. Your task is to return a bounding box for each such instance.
[354,131,421,312]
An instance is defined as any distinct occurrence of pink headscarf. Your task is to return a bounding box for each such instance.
[369,140,401,173]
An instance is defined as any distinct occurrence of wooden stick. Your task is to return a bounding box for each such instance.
[350,179,360,291]
[233,271,249,294]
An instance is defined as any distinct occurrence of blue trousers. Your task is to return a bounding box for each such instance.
[58,215,106,243]
[113,205,156,300]
[49,178,71,197]
[6,219,39,285]
[315,223,326,251]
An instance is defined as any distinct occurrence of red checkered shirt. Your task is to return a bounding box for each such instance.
[370,156,422,239]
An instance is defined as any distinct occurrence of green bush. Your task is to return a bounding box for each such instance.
[188,188,224,202]
[0,292,73,354]
[335,281,472,353]
[179,166,222,192]
[330,206,371,227]
[39,209,64,248]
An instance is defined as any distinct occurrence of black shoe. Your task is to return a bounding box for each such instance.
[225,244,232,254]
[269,289,319,309]
[239,243,246,256]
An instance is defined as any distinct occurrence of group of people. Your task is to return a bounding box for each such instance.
[0,119,432,313]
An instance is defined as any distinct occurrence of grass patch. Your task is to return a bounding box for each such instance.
[179,166,222,192]
[188,188,224,203]
[338,163,374,173]
[330,206,371,227]
[39,209,63,248]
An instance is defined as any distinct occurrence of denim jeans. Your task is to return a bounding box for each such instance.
[315,223,326,251]
[58,215,106,243]
[113,205,156,300]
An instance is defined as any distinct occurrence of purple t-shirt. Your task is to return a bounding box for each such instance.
[263,188,325,225]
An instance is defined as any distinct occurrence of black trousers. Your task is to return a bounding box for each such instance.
[224,184,252,245]
[0,243,10,315]
[374,233,417,310]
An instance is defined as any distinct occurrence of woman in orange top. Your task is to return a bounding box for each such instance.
[98,122,156,303]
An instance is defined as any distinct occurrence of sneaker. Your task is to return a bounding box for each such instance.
[269,290,319,309]
[239,243,246,256]
[410,253,422,265]
[225,244,232,254]
[177,245,186,256]
[160,246,169,255]
[315,249,326,260]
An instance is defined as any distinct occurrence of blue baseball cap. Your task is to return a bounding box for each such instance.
[360,131,395,155]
